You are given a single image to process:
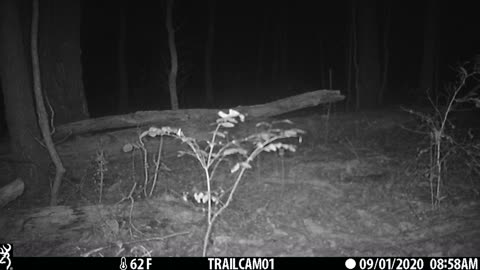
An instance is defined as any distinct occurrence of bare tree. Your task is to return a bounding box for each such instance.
[346,11,353,110]
[255,4,270,89]
[419,0,440,94]
[204,0,216,107]
[271,3,289,84]
[39,0,89,125]
[351,0,360,111]
[117,0,129,112]
[378,0,392,105]
[32,0,66,206]
[166,0,179,110]
[356,1,381,109]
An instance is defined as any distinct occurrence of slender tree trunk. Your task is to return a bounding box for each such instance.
[166,0,179,110]
[271,28,280,84]
[419,0,439,93]
[378,0,391,106]
[357,1,381,109]
[271,28,287,85]
[351,0,360,111]
[0,0,50,196]
[204,0,215,107]
[39,0,89,125]
[346,16,353,111]
[255,6,269,89]
[270,2,289,86]
[32,0,66,206]
[319,40,326,89]
[117,0,129,113]
[279,8,289,79]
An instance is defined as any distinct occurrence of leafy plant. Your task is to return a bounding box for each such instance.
[127,109,305,256]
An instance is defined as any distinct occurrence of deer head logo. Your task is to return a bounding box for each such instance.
[0,244,11,270]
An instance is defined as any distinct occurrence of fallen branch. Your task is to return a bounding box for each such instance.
[54,89,344,138]
[0,178,24,208]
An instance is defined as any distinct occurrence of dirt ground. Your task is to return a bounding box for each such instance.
[3,108,480,257]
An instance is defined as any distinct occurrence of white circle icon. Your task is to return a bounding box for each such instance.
[345,258,356,269]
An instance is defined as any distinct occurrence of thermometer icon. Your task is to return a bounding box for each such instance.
[120,257,127,270]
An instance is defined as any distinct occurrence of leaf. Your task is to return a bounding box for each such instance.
[215,131,226,138]
[294,128,306,134]
[231,161,251,173]
[274,119,293,125]
[231,162,240,173]
[220,122,235,128]
[239,113,245,122]
[176,128,184,137]
[283,129,296,137]
[229,109,241,117]
[219,109,242,120]
[122,143,134,153]
[223,147,247,157]
[177,150,189,157]
[263,144,277,152]
[218,110,229,118]
[225,117,238,124]
[283,144,297,152]
[240,161,252,169]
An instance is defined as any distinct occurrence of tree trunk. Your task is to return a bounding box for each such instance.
[204,0,215,107]
[356,1,381,109]
[346,18,353,111]
[378,0,391,106]
[166,0,179,110]
[255,5,269,90]
[419,0,439,94]
[320,40,326,89]
[32,0,66,206]
[39,0,89,125]
[271,27,280,84]
[0,0,50,196]
[351,0,360,111]
[271,2,289,85]
[117,0,129,113]
[279,9,289,79]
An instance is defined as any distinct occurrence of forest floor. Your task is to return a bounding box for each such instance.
[3,107,480,257]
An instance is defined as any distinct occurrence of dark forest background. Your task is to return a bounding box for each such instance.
[1,0,479,121]
[78,0,479,115]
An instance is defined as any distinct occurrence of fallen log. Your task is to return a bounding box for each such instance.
[55,89,344,178]
[0,178,24,208]
[0,197,204,244]
[55,89,344,138]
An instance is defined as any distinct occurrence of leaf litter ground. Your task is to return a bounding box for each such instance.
[5,108,480,256]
